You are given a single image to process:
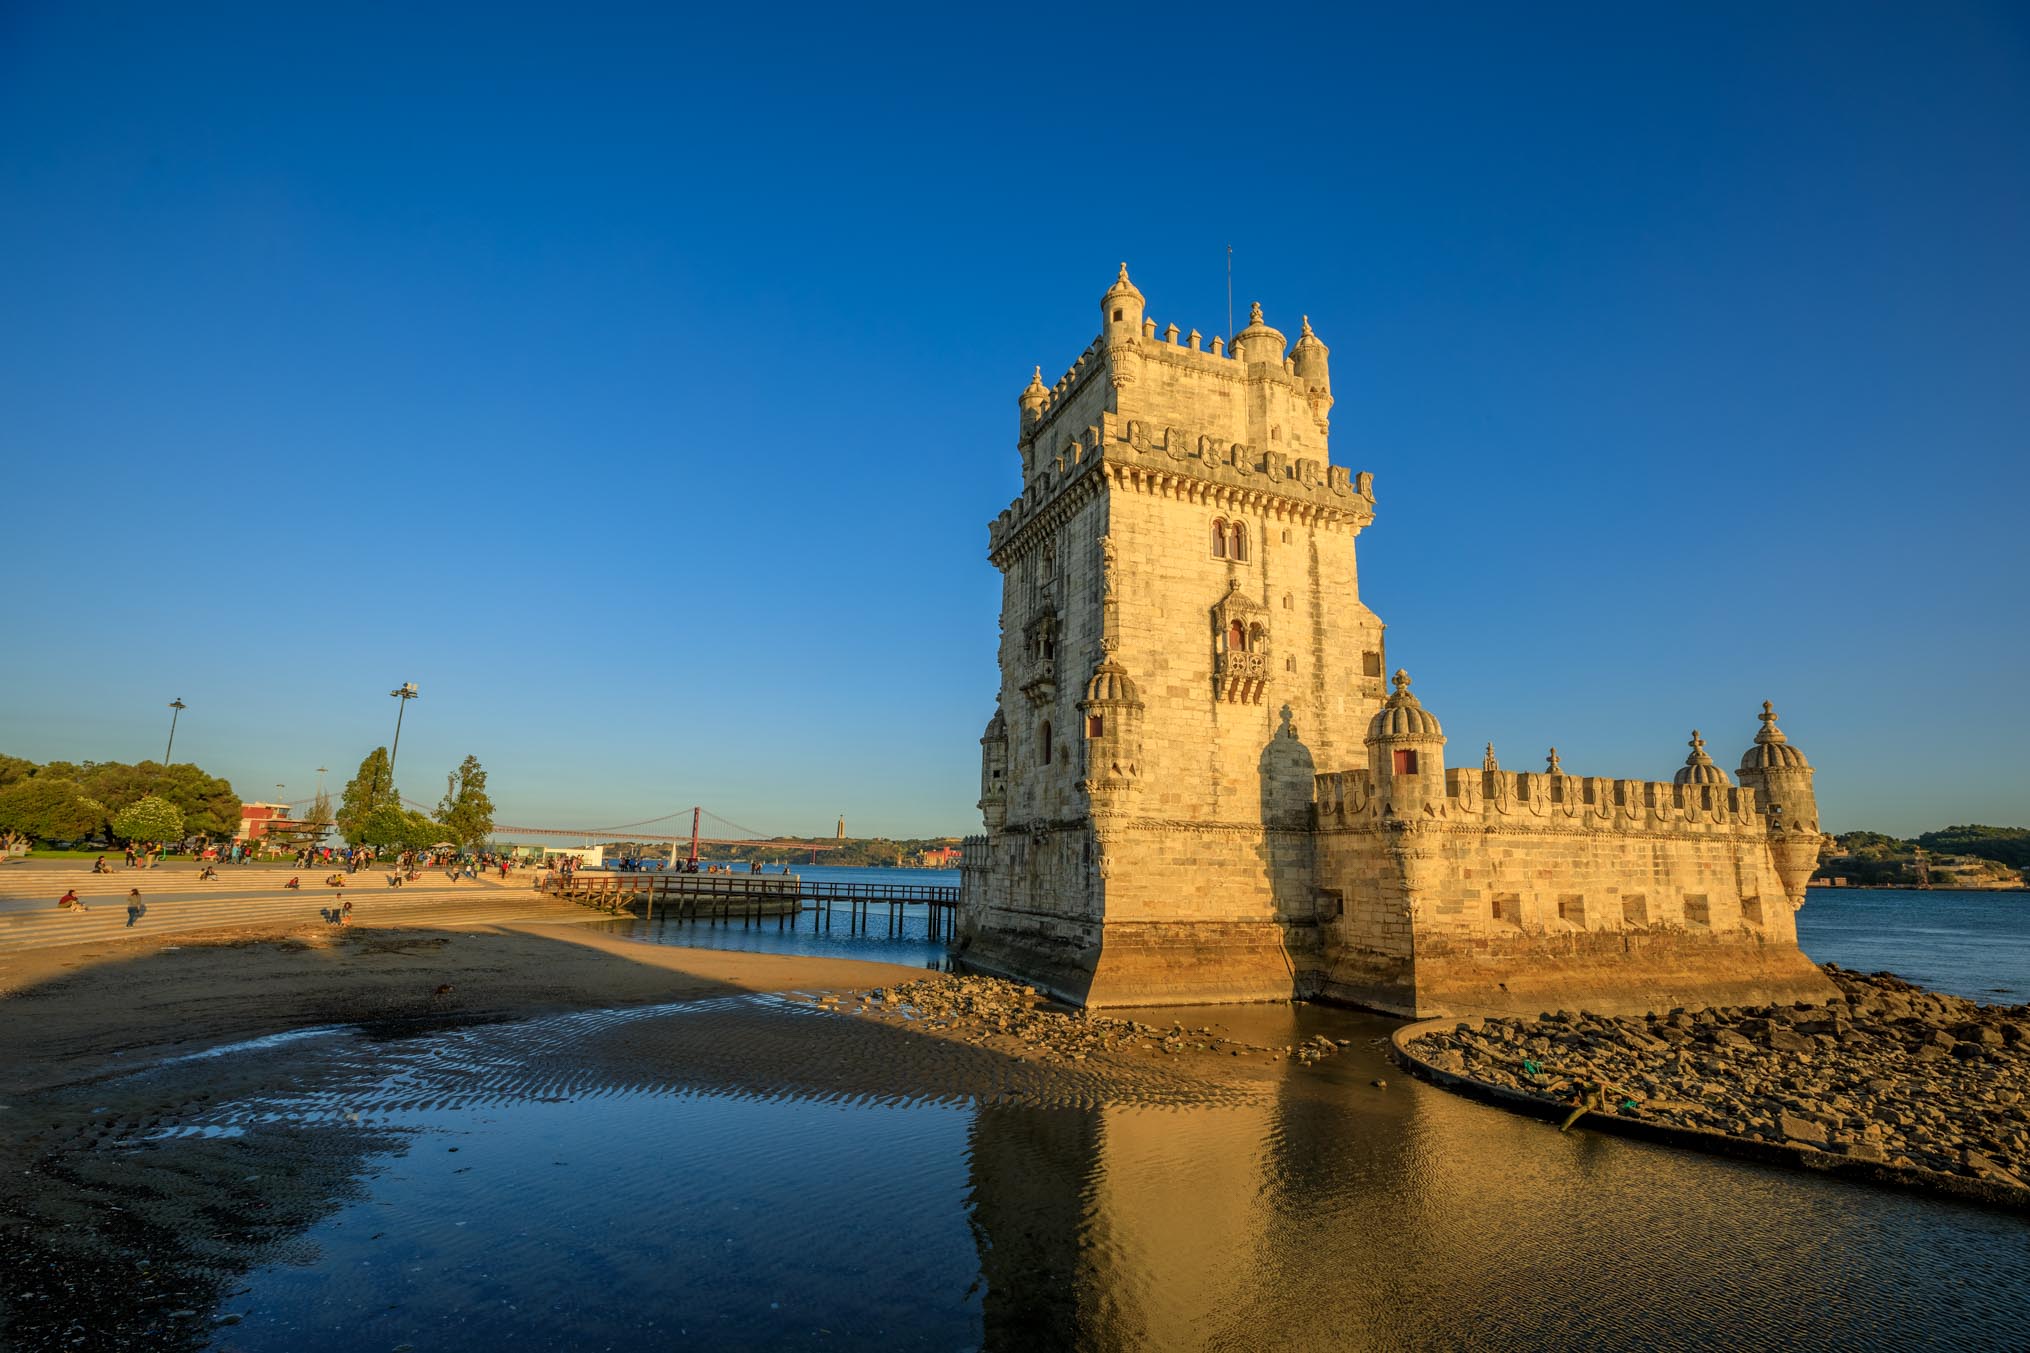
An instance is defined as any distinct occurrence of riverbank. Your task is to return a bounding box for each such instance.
[1398,964,2030,1210]
[0,922,936,1097]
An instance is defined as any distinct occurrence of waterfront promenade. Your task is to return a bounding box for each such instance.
[0,860,601,954]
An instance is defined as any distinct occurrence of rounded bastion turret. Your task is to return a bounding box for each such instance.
[1078,659,1144,802]
[1672,731,1731,787]
[1366,669,1446,815]
[1735,701,1821,906]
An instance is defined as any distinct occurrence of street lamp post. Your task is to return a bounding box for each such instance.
[165,698,186,763]
[385,683,419,811]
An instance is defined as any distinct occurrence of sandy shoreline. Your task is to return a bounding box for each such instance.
[0,921,940,1097]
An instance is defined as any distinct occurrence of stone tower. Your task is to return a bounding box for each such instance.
[960,265,1832,1018]
[957,266,1386,1005]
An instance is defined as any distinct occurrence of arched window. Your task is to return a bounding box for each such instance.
[1210,519,1228,558]
[1227,621,1247,652]
[1230,523,1248,561]
[1040,721,1053,764]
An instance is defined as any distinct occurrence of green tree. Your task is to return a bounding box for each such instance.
[338,748,395,843]
[437,755,495,851]
[1916,825,2030,871]
[112,794,185,844]
[0,777,108,843]
[0,754,37,790]
[355,803,446,851]
[304,786,334,844]
[46,759,243,838]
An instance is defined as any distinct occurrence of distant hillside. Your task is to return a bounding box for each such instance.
[1817,825,2028,889]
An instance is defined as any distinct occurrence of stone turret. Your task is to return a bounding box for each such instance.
[1289,315,1333,430]
[1231,300,1287,366]
[1673,731,1730,786]
[1101,263,1144,342]
[1366,669,1446,815]
[978,706,1009,831]
[1077,660,1144,803]
[1736,701,1821,906]
[1018,366,1048,435]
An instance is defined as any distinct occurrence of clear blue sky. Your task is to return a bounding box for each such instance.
[2,2,2025,839]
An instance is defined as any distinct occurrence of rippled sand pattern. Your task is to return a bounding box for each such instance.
[5,996,2028,1351]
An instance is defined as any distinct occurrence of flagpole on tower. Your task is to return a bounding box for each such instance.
[1226,244,1234,343]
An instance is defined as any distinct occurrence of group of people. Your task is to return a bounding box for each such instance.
[56,887,148,927]
[93,842,171,871]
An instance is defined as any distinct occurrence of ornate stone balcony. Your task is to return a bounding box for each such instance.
[1215,649,1268,704]
[1020,658,1056,706]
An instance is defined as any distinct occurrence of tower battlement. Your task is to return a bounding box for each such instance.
[957,266,1829,1017]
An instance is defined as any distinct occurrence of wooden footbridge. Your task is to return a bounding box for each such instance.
[549,870,961,940]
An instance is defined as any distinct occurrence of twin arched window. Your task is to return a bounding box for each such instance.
[1211,518,1249,561]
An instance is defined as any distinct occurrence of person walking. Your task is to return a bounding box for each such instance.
[125,889,143,928]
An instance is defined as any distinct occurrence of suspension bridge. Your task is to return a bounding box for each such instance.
[277,797,841,860]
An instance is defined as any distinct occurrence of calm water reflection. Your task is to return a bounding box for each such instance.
[28,994,2024,1352]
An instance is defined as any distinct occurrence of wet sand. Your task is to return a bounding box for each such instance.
[0,926,1283,1349]
[0,922,947,1097]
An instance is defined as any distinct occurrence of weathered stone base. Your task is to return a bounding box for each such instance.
[957,915,1307,1009]
[1319,928,1835,1020]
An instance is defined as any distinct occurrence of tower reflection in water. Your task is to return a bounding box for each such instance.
[962,1015,2028,1351]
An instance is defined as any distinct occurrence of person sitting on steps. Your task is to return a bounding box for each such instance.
[284,875,301,890]
[198,865,219,881]
[57,889,86,911]
[91,856,109,874]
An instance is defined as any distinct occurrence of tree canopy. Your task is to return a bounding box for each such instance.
[0,777,107,843]
[1915,825,2030,871]
[438,755,495,851]
[112,794,186,844]
[337,748,395,844]
[0,756,239,839]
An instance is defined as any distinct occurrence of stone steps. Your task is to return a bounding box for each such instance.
[0,865,521,902]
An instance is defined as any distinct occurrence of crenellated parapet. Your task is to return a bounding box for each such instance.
[1314,766,1767,834]
[989,408,1376,565]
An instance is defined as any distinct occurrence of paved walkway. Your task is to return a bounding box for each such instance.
[0,861,603,953]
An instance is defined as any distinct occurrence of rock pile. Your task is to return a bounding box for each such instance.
[1405,965,2029,1193]
[835,974,1340,1066]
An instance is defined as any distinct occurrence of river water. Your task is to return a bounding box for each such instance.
[12,878,2027,1351]
[615,872,2030,1005]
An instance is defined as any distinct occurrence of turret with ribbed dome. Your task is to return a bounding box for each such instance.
[1367,668,1445,742]
[1078,658,1144,802]
[1735,701,1821,906]
[1673,731,1731,787]
[1365,669,1447,812]
[1739,700,1811,773]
